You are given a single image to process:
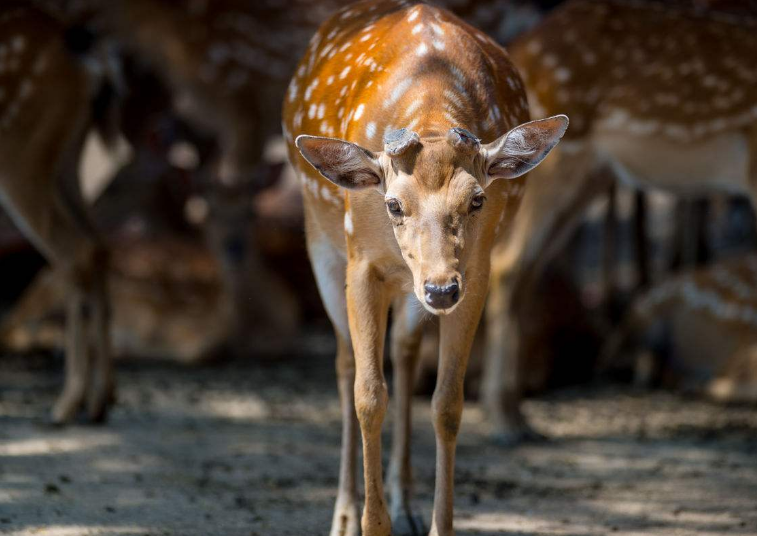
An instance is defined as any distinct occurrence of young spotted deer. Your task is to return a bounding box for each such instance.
[604,254,757,403]
[0,3,115,423]
[284,2,567,535]
[482,0,757,443]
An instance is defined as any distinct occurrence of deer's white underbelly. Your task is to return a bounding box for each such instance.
[592,129,751,197]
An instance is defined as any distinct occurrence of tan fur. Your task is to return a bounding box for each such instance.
[283,2,566,535]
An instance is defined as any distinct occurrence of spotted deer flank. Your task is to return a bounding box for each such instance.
[513,0,757,141]
[283,1,567,535]
[606,254,757,404]
[479,0,757,444]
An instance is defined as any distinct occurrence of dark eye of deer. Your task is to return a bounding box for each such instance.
[470,194,485,212]
[386,199,403,217]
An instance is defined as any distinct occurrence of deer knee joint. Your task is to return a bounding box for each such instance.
[355,377,388,430]
[432,388,463,442]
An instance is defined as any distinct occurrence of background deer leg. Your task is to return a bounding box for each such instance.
[483,148,603,444]
[430,263,489,536]
[86,249,113,423]
[388,294,427,536]
[482,272,535,446]
[52,267,90,424]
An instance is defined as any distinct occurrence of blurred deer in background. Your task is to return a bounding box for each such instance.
[604,253,757,403]
[285,2,567,534]
[482,0,757,443]
[0,2,119,423]
[91,0,324,345]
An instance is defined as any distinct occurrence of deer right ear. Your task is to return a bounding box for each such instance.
[481,115,569,187]
[296,135,384,190]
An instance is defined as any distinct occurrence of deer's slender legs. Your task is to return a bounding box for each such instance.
[331,333,360,536]
[388,295,427,535]
[346,260,391,536]
[430,264,489,536]
[482,271,528,445]
[87,251,113,423]
[306,237,360,536]
[52,283,89,424]
[483,148,601,443]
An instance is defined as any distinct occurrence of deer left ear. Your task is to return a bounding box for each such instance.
[296,135,384,190]
[481,115,569,187]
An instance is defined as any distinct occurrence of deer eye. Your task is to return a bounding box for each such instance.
[470,194,485,212]
[386,198,403,217]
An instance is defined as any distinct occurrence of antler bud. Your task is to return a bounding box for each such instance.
[447,127,480,155]
[383,128,420,156]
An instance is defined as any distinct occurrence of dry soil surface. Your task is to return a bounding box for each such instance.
[1,332,756,536]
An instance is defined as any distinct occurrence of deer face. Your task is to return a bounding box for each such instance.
[296,115,568,314]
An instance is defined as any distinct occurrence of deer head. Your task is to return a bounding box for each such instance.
[296,114,568,314]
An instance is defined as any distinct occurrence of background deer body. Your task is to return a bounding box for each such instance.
[284,2,566,535]
[483,0,757,442]
[0,3,113,423]
[605,253,757,403]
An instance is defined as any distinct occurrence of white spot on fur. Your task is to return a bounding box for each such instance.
[366,121,376,139]
[405,98,422,117]
[417,43,428,56]
[554,67,571,82]
[354,104,365,121]
[344,211,354,235]
[412,23,423,34]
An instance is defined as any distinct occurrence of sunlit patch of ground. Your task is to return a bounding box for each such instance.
[1,339,756,536]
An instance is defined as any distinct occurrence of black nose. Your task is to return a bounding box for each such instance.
[424,279,460,310]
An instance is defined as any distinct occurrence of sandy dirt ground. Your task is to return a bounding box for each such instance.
[1,331,756,536]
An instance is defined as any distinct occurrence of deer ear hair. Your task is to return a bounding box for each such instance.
[296,135,384,189]
[481,115,568,186]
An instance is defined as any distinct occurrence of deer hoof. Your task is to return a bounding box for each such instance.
[329,500,360,536]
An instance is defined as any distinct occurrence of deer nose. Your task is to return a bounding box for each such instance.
[424,279,460,310]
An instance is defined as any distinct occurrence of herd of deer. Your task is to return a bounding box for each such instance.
[1,0,756,535]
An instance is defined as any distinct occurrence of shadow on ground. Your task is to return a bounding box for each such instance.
[1,332,756,536]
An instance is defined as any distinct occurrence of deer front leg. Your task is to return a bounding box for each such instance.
[388,295,427,536]
[430,270,488,536]
[347,260,391,536]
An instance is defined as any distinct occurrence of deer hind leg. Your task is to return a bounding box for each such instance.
[482,146,602,444]
[51,275,90,424]
[3,144,110,424]
[482,269,536,446]
[387,294,427,536]
[307,238,360,536]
